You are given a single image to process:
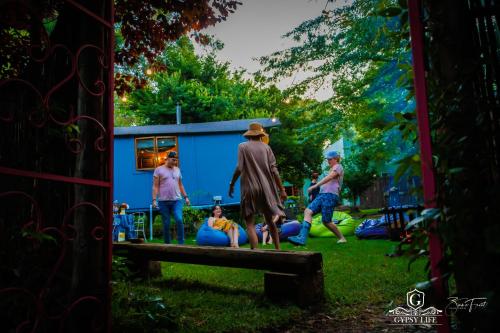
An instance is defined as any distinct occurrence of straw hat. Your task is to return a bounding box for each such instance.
[243,122,269,139]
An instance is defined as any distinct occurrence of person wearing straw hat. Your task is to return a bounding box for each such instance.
[228,122,287,250]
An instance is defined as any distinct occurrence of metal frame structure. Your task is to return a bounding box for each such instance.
[0,1,114,331]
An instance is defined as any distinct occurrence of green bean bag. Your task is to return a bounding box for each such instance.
[309,211,357,237]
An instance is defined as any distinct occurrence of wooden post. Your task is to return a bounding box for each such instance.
[126,254,162,279]
[264,270,324,306]
[408,1,449,332]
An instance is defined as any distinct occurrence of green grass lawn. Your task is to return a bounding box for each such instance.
[112,226,428,333]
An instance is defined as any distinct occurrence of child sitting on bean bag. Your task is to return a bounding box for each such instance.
[208,205,239,248]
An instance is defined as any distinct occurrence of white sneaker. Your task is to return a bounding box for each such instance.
[337,238,347,244]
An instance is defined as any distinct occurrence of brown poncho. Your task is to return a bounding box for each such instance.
[236,140,284,218]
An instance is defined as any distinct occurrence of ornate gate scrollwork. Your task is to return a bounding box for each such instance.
[1,1,114,332]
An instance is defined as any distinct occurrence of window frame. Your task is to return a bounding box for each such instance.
[134,135,178,170]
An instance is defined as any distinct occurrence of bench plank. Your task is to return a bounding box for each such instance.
[113,242,323,274]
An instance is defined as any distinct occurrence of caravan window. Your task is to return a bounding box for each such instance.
[135,136,177,170]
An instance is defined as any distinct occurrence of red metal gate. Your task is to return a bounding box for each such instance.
[0,1,114,331]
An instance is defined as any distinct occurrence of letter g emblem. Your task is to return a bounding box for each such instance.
[410,293,422,307]
[407,289,425,310]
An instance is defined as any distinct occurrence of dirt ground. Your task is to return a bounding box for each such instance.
[264,305,438,333]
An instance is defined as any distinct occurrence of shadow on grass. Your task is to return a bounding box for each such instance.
[152,277,261,298]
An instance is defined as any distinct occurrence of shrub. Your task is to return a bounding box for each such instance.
[182,206,207,235]
[152,214,163,237]
[152,206,208,238]
[111,258,178,332]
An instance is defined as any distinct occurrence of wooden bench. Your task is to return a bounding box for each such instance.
[113,242,324,306]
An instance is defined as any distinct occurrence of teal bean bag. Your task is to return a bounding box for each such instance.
[309,211,357,237]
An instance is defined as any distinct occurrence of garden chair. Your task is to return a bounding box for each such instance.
[380,204,421,241]
[133,212,147,241]
[381,204,422,257]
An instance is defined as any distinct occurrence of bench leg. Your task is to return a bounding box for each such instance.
[264,270,324,306]
[126,256,162,279]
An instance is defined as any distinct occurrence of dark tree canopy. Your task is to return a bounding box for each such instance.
[114,0,240,95]
[0,0,241,94]
[115,0,240,66]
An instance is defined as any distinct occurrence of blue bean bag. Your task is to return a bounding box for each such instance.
[196,219,248,246]
[255,220,301,241]
[355,218,389,239]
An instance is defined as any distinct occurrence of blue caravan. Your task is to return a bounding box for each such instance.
[113,118,280,211]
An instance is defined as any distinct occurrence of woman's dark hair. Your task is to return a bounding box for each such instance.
[211,205,223,217]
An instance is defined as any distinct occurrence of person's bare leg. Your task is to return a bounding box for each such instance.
[245,215,258,249]
[324,222,347,241]
[264,213,281,250]
[232,226,239,248]
[262,230,268,245]
[228,230,235,247]
[304,208,313,224]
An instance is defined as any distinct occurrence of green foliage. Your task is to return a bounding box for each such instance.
[0,28,30,79]
[259,0,415,202]
[20,228,57,244]
[111,258,179,332]
[42,18,57,36]
[342,155,379,206]
[115,36,323,186]
[116,36,272,124]
[269,105,324,187]
[393,153,420,183]
[182,206,207,233]
[342,115,397,205]
[417,2,500,330]
[152,206,208,237]
[363,2,500,331]
[152,214,163,237]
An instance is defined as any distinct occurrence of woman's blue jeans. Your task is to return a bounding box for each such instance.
[158,200,184,244]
